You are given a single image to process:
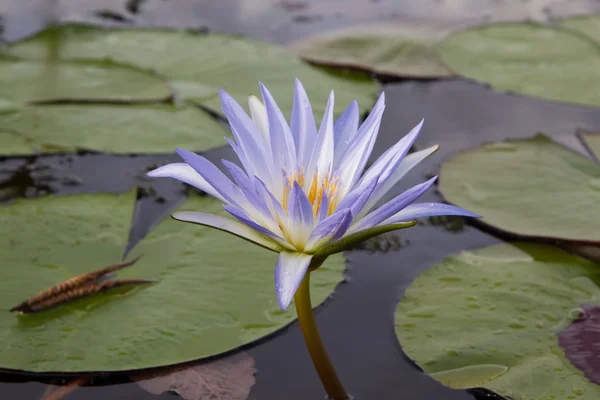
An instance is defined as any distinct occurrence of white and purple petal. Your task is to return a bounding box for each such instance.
[381,202,481,225]
[275,252,313,310]
[291,78,318,166]
[147,163,225,202]
[305,209,352,251]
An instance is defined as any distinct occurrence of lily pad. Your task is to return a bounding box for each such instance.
[0,191,345,372]
[2,24,378,117]
[395,243,600,400]
[0,104,228,155]
[438,134,600,244]
[560,14,600,42]
[0,59,171,106]
[290,24,454,78]
[439,22,600,107]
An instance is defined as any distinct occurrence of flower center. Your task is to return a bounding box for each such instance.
[282,168,338,219]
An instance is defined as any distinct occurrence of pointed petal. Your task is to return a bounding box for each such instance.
[350,176,437,232]
[306,91,335,182]
[357,145,439,219]
[222,160,269,215]
[171,211,283,252]
[224,205,295,251]
[175,148,245,208]
[260,82,297,172]
[316,188,330,223]
[275,252,312,310]
[382,202,481,224]
[248,95,270,143]
[291,78,317,166]
[147,163,226,202]
[333,100,359,168]
[287,181,315,246]
[335,175,379,218]
[334,92,385,197]
[359,119,424,185]
[219,89,274,182]
[312,221,416,262]
[305,209,353,251]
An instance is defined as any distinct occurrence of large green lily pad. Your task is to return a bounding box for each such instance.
[0,58,170,106]
[2,24,378,117]
[439,22,600,107]
[560,15,600,42]
[395,243,600,400]
[0,191,345,372]
[439,134,600,244]
[290,24,454,78]
[0,104,228,155]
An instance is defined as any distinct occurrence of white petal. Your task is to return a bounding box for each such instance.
[171,211,284,252]
[147,163,226,202]
[248,95,270,143]
[275,252,313,310]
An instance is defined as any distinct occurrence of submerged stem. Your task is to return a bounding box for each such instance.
[294,271,349,400]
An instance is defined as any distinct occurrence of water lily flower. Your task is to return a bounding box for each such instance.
[149,79,478,309]
[148,79,479,399]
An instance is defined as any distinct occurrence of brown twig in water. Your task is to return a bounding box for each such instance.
[10,256,154,314]
[40,376,89,400]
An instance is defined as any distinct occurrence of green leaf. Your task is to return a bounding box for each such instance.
[2,24,378,117]
[0,59,170,107]
[439,134,600,244]
[291,24,454,78]
[0,104,228,155]
[439,22,600,107]
[395,243,600,400]
[0,192,345,372]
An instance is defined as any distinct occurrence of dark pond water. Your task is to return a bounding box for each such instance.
[2,1,600,400]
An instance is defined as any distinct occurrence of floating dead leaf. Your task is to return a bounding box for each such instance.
[559,305,600,385]
[137,352,255,400]
[10,256,154,314]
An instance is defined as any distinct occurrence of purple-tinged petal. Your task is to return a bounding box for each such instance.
[357,145,439,219]
[305,209,353,251]
[254,176,287,221]
[334,93,385,197]
[316,188,330,223]
[275,252,312,310]
[333,100,359,168]
[291,78,317,166]
[288,181,315,230]
[350,176,437,232]
[359,119,424,185]
[381,203,481,225]
[335,174,379,218]
[306,91,335,184]
[224,205,294,251]
[171,211,283,252]
[220,90,274,182]
[176,148,245,208]
[222,159,270,216]
[260,82,297,172]
[147,163,225,202]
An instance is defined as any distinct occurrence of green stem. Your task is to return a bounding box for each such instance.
[294,271,349,400]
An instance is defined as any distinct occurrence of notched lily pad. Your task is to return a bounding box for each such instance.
[395,243,600,400]
[559,305,600,386]
[0,191,345,372]
[0,104,228,155]
[2,24,378,117]
[290,24,454,78]
[137,352,255,400]
[439,21,600,107]
[439,134,600,244]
